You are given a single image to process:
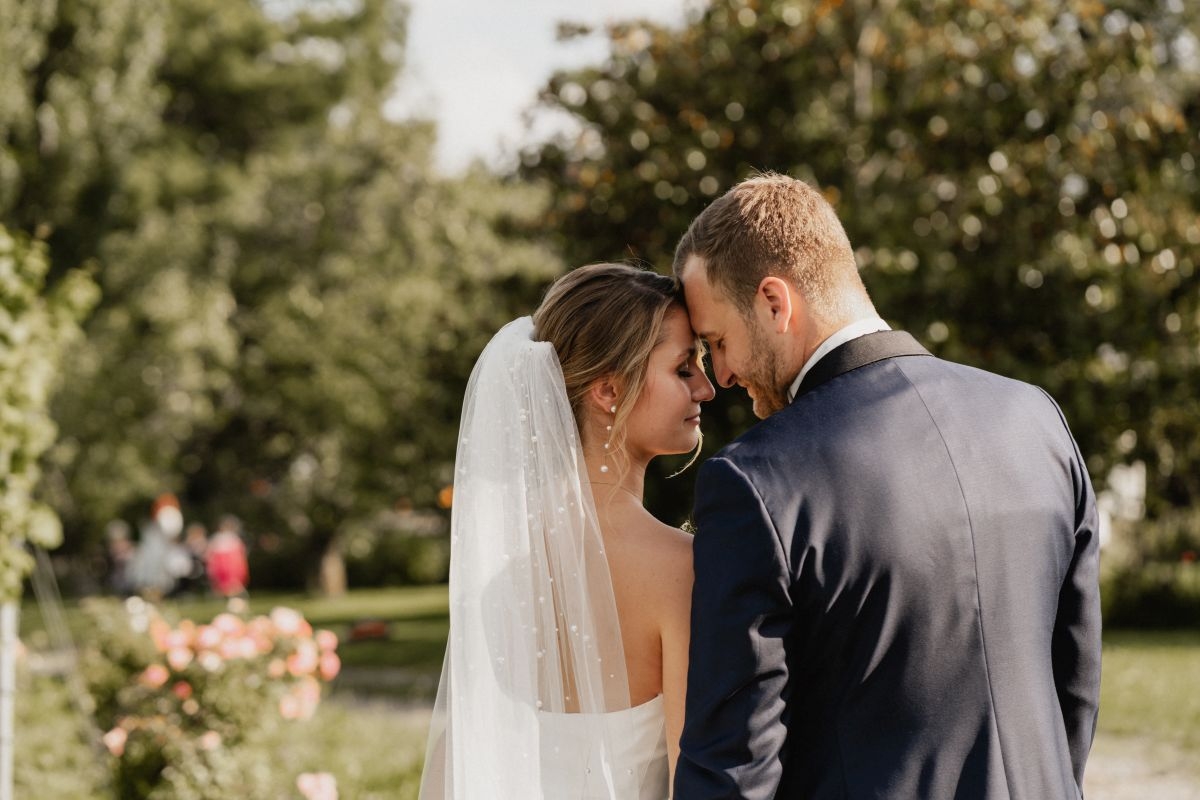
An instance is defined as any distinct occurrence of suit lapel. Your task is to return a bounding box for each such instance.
[794,330,932,399]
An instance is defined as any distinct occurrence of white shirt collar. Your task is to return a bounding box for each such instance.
[787,317,891,402]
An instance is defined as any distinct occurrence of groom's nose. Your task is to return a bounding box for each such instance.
[712,354,736,389]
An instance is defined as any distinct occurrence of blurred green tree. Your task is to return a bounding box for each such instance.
[194,144,558,592]
[0,0,167,581]
[0,228,96,600]
[523,0,1200,521]
[4,0,560,592]
[0,225,95,800]
[0,0,168,267]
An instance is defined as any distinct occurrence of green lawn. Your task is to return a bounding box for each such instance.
[1098,629,1200,750]
[15,586,1200,798]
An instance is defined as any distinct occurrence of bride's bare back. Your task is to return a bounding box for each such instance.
[598,498,694,781]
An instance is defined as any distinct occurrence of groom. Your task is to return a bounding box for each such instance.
[673,174,1101,799]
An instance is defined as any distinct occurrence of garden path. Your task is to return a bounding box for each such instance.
[1085,733,1200,800]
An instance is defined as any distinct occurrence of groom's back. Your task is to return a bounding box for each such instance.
[709,353,1097,799]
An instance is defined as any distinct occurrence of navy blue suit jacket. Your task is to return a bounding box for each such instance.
[675,331,1102,800]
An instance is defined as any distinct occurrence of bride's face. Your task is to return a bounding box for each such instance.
[624,306,716,462]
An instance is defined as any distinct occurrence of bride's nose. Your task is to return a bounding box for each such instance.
[692,371,716,402]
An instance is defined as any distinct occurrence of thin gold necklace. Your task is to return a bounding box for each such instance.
[589,482,644,504]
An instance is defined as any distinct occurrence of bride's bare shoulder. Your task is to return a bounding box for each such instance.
[606,515,693,588]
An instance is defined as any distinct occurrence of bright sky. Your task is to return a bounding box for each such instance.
[389,0,692,174]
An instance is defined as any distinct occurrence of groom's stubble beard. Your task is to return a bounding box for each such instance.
[745,319,791,419]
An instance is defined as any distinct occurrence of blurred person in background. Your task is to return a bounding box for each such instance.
[104,519,135,596]
[127,493,192,601]
[206,515,249,599]
[170,521,210,597]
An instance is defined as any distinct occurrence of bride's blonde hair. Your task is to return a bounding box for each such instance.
[533,263,700,478]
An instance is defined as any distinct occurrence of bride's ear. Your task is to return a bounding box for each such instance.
[586,376,621,414]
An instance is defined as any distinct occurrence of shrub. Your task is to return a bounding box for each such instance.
[15,668,109,798]
[1102,508,1200,629]
[80,597,341,798]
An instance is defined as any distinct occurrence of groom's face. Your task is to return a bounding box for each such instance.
[680,256,790,419]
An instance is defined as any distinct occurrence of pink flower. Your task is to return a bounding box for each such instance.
[280,677,322,720]
[164,629,191,651]
[218,635,259,661]
[248,617,276,653]
[287,641,320,677]
[149,619,172,652]
[268,658,286,679]
[167,647,193,671]
[199,730,222,751]
[315,630,338,652]
[212,612,245,637]
[236,636,259,659]
[270,607,305,636]
[279,694,302,720]
[172,681,193,700]
[199,651,223,672]
[296,772,338,800]
[296,676,321,711]
[103,727,128,757]
[139,664,169,689]
[218,638,240,660]
[196,624,222,651]
[318,652,341,682]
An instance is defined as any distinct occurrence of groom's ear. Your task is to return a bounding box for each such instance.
[756,277,794,334]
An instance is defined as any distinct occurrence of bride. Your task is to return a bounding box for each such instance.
[419,263,715,799]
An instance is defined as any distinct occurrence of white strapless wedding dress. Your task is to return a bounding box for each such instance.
[538,694,669,799]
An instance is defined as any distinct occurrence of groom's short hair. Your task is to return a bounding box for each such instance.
[673,173,864,319]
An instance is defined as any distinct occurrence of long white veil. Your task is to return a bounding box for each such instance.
[419,317,638,799]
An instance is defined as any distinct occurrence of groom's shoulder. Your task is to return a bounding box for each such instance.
[911,354,1064,410]
[708,356,1056,465]
[708,404,809,469]
[697,409,827,509]
[893,353,1080,446]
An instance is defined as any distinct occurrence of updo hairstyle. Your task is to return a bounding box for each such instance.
[533,263,683,476]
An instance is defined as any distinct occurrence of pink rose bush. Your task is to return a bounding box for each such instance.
[81,598,341,798]
[296,771,339,800]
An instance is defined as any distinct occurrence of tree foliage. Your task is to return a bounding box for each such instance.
[3,0,560,589]
[524,0,1200,519]
[0,228,96,600]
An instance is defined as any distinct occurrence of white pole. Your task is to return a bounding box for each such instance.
[0,599,17,800]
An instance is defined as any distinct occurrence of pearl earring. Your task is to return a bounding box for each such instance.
[600,403,616,473]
